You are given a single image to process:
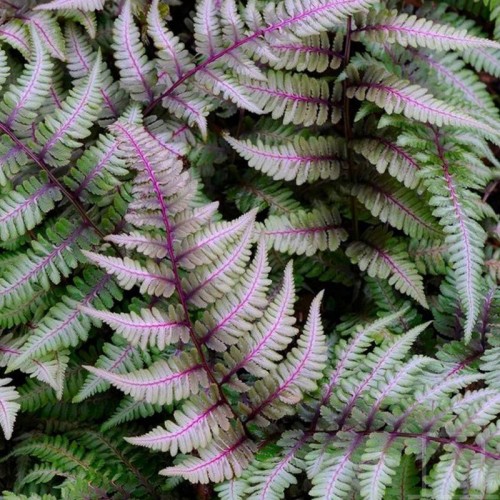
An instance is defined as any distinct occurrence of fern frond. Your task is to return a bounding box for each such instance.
[307,433,361,500]
[177,211,256,270]
[257,205,347,257]
[197,242,271,351]
[0,20,31,58]
[245,292,326,424]
[80,305,189,350]
[0,176,62,240]
[196,69,264,114]
[423,131,486,339]
[160,424,255,483]
[84,353,209,405]
[359,434,403,500]
[183,220,255,307]
[346,228,428,308]
[147,0,194,84]
[352,136,421,189]
[0,334,68,393]
[82,251,175,298]
[0,378,20,440]
[34,0,106,11]
[8,271,118,368]
[35,52,103,166]
[73,340,144,403]
[345,64,500,143]
[113,0,155,103]
[225,134,343,185]
[126,388,232,455]
[245,71,330,127]
[0,221,94,309]
[65,24,124,121]
[351,175,441,239]
[354,9,500,51]
[244,430,306,500]
[221,261,297,380]
[64,132,126,198]
[260,0,377,38]
[101,396,163,431]
[265,32,341,72]
[0,27,52,135]
[28,12,66,60]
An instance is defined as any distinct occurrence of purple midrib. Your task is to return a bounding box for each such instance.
[0,225,86,296]
[19,274,111,360]
[245,83,329,104]
[356,23,495,46]
[69,29,118,116]
[123,14,153,102]
[75,142,118,195]
[225,279,291,379]
[176,217,248,262]
[0,28,29,53]
[5,54,44,126]
[202,252,265,344]
[248,314,318,420]
[109,364,200,387]
[137,402,220,443]
[354,82,487,131]
[145,0,364,112]
[0,184,53,223]
[176,436,247,473]
[39,75,95,159]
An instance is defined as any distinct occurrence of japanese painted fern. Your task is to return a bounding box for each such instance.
[0,0,499,498]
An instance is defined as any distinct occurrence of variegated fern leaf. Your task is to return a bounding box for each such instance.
[0,0,499,498]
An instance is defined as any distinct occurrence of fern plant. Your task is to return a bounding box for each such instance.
[0,0,499,498]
